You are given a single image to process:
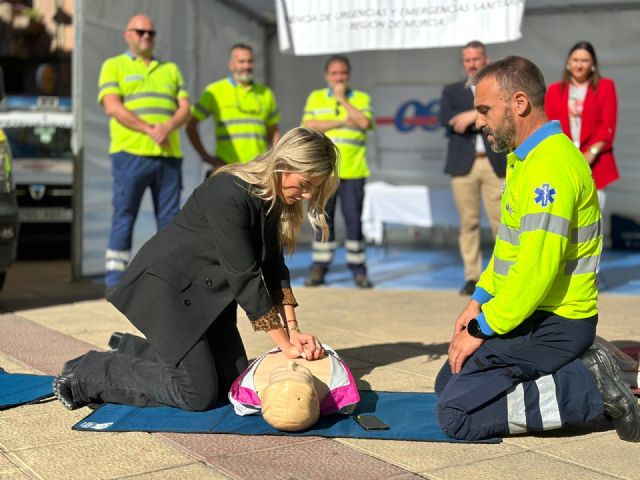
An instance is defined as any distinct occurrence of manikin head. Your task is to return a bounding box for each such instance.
[260,361,320,432]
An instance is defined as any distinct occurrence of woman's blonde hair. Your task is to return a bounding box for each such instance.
[214,127,340,253]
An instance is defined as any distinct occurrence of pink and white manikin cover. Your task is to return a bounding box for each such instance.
[229,344,359,416]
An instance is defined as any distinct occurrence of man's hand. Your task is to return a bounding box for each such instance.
[453,300,482,335]
[448,329,484,374]
[148,122,172,146]
[332,82,348,101]
[448,110,477,134]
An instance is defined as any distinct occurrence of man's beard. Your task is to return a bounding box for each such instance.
[235,72,253,83]
[484,109,516,153]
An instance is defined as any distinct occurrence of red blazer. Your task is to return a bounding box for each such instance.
[545,77,619,189]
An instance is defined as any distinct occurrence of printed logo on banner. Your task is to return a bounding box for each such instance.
[374,85,447,177]
[377,99,440,133]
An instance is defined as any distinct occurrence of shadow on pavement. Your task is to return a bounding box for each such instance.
[337,341,448,390]
[0,259,104,313]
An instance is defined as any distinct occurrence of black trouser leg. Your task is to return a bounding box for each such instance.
[70,302,248,411]
[116,333,163,362]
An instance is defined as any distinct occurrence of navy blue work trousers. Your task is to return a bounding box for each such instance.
[106,152,182,287]
[312,178,367,275]
[435,311,604,440]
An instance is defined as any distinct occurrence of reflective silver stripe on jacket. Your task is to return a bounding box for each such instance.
[130,107,176,116]
[498,224,520,246]
[124,92,176,102]
[218,119,265,126]
[217,134,268,141]
[330,137,366,147]
[494,257,514,275]
[304,109,334,115]
[99,82,120,91]
[571,220,602,243]
[194,103,209,116]
[565,255,600,275]
[520,212,570,238]
[334,127,364,134]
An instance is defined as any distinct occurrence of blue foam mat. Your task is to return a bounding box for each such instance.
[0,369,54,409]
[73,390,499,443]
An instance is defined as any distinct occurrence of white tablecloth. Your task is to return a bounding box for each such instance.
[362,182,433,244]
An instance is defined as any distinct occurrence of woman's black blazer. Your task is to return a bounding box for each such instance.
[108,173,293,365]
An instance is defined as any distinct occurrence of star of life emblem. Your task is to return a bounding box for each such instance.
[534,184,556,207]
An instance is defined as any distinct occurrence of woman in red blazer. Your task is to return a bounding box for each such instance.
[545,41,619,207]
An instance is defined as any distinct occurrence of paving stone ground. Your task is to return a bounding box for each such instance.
[0,260,639,479]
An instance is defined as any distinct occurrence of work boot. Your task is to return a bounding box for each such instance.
[304,267,326,287]
[354,274,373,289]
[459,279,477,296]
[580,344,640,442]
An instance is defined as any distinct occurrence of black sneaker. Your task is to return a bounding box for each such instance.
[53,375,86,411]
[459,279,477,296]
[580,344,640,442]
[304,268,326,287]
[53,355,88,411]
[354,274,373,289]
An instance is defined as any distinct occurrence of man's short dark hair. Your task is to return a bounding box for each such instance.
[473,56,547,108]
[462,40,486,54]
[325,55,350,73]
[230,43,253,55]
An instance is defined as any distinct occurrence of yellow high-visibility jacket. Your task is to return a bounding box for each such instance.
[474,121,601,335]
[98,51,189,157]
[301,88,373,179]
[191,77,280,164]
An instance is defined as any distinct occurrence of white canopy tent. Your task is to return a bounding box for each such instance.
[73,0,640,278]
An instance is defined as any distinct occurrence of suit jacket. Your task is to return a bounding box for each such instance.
[545,78,619,190]
[108,173,292,366]
[439,80,506,177]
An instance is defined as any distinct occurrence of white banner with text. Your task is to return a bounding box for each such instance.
[276,0,525,55]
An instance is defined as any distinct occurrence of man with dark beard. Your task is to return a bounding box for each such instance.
[434,56,640,442]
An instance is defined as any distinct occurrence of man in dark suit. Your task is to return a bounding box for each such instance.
[439,41,507,295]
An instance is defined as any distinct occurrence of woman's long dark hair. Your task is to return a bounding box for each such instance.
[562,41,601,88]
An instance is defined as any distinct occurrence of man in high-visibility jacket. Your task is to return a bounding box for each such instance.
[99,14,190,291]
[186,44,280,171]
[435,56,640,442]
[302,55,374,289]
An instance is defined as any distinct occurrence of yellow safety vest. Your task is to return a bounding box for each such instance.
[97,52,189,157]
[302,88,373,179]
[475,121,600,335]
[190,77,280,164]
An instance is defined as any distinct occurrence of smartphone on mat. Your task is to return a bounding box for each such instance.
[353,414,390,431]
